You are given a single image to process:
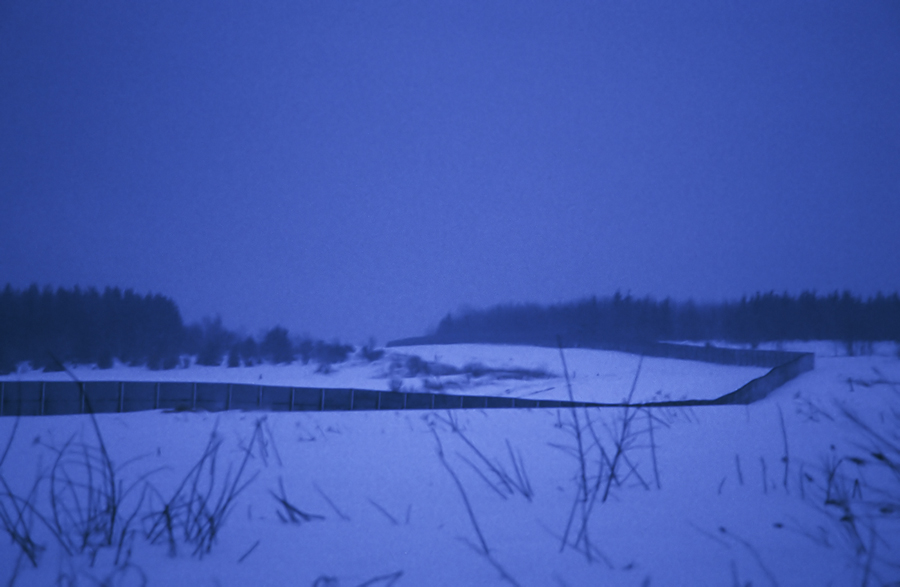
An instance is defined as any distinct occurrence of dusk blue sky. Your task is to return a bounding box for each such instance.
[2,2,899,343]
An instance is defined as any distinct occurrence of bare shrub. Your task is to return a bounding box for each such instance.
[142,418,267,557]
[431,412,532,502]
[555,341,661,564]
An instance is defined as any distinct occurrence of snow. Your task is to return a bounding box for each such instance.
[2,343,899,585]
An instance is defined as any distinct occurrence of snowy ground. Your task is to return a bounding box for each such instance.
[1,343,899,586]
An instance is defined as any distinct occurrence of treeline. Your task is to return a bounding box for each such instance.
[0,284,359,375]
[426,291,900,348]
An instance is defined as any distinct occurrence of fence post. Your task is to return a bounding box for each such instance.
[290,387,295,411]
[192,383,197,410]
[350,389,355,410]
[320,389,325,411]
[155,382,160,410]
[258,386,262,408]
[376,391,382,410]
[40,382,46,416]
[119,382,124,413]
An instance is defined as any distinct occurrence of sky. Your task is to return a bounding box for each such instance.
[2,1,899,344]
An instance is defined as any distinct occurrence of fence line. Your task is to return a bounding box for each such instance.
[0,343,816,417]
[0,380,618,417]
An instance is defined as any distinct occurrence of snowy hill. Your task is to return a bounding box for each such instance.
[1,343,898,585]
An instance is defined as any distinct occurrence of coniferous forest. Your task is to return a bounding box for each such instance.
[0,285,353,375]
[425,291,900,350]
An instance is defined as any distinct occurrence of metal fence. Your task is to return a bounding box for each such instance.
[0,343,817,416]
[0,381,603,417]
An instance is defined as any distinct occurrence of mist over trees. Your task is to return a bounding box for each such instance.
[0,284,356,375]
[5,285,898,376]
[426,291,900,349]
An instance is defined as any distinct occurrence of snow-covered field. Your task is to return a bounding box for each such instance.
[1,343,899,586]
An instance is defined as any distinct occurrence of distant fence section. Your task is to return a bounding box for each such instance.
[387,336,808,368]
[589,342,816,405]
[0,343,816,417]
[589,341,807,368]
[711,351,815,405]
[388,338,817,406]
